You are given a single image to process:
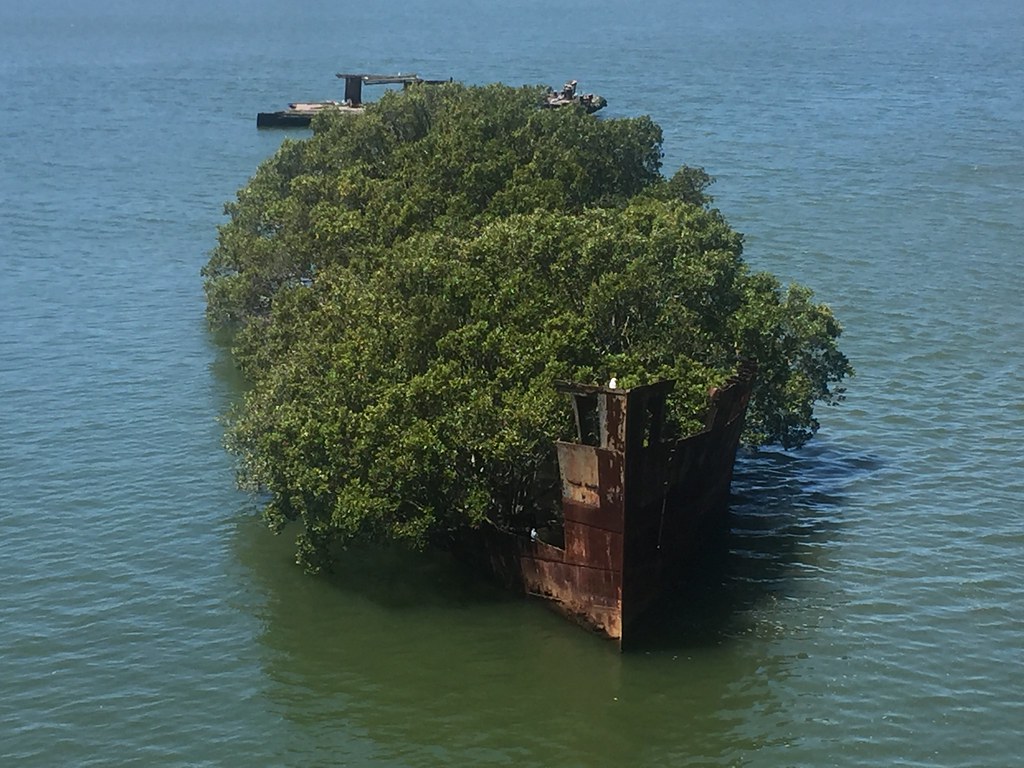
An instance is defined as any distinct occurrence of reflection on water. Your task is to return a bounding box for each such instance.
[232,439,863,766]
[3,0,1023,763]
[622,441,862,652]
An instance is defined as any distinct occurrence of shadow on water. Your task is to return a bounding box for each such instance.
[322,540,519,609]
[227,436,884,766]
[231,515,752,766]
[231,433,884,650]
[206,314,881,658]
[626,439,880,651]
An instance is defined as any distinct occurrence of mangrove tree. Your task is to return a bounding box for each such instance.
[203,82,851,571]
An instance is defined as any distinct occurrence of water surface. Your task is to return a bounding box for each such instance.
[2,0,1022,765]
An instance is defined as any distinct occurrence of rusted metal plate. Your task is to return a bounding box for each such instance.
[562,499,625,534]
[522,559,621,605]
[555,442,601,507]
[521,538,570,564]
[484,368,756,647]
[596,450,625,510]
[599,392,628,452]
[521,559,623,638]
[627,443,680,509]
[563,521,623,572]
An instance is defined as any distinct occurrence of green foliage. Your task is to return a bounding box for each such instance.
[205,82,851,571]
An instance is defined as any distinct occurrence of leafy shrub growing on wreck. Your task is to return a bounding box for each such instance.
[203,82,851,572]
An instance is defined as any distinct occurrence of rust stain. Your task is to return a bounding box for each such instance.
[487,364,757,648]
[556,443,601,507]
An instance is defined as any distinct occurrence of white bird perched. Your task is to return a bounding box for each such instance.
[608,377,618,389]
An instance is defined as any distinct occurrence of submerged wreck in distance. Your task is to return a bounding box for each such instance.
[256,72,450,128]
[257,73,605,128]
[542,79,607,113]
[476,364,756,649]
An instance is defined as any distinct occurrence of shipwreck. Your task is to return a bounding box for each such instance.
[542,79,607,113]
[476,364,756,648]
[257,74,605,128]
[256,72,450,128]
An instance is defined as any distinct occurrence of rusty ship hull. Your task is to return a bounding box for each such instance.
[479,367,755,647]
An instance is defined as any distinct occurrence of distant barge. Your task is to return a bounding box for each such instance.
[257,73,448,128]
[474,364,755,648]
[257,73,605,128]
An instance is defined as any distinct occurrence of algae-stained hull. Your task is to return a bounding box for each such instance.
[482,366,755,647]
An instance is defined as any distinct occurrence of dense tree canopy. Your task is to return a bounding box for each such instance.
[204,82,851,572]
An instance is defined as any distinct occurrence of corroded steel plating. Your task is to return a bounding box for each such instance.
[482,364,756,648]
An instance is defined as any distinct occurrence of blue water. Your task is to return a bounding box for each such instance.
[2,0,1023,765]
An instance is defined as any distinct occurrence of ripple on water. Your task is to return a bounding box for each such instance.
[3,1,1024,765]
